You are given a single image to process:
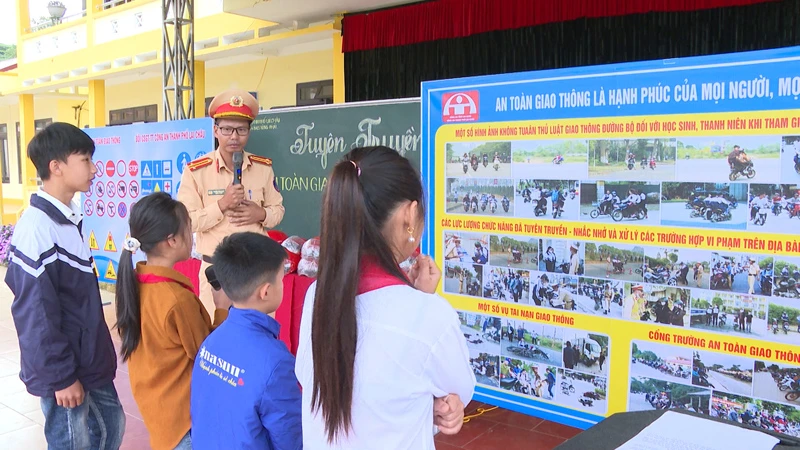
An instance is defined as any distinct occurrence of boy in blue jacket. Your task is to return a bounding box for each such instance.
[191,232,301,449]
[5,123,125,449]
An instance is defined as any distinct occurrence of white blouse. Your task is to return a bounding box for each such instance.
[295,283,476,450]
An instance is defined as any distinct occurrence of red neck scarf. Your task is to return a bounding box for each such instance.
[136,273,196,295]
[357,256,410,295]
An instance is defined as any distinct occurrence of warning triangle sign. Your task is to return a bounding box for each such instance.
[154,182,161,192]
[88,231,99,250]
[143,164,151,177]
[105,261,117,280]
[104,232,117,252]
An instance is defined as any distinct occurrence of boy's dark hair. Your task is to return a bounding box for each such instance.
[27,122,95,181]
[213,232,286,302]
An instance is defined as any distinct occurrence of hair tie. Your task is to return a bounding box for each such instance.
[124,237,142,254]
[350,160,361,177]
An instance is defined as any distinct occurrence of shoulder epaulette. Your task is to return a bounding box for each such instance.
[249,155,272,166]
[187,157,213,171]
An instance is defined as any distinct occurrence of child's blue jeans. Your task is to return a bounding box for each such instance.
[40,382,126,450]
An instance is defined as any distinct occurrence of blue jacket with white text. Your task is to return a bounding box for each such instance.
[191,307,302,450]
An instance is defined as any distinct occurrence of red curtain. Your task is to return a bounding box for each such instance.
[342,0,779,52]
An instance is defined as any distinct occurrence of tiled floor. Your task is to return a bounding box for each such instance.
[435,402,582,449]
[0,267,582,449]
[0,267,151,450]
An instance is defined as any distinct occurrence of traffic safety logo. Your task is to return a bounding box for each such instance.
[442,91,480,123]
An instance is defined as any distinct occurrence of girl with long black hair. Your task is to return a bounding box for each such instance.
[295,146,475,449]
[114,192,230,450]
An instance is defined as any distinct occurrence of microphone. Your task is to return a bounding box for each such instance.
[232,152,243,185]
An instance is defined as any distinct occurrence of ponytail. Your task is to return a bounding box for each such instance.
[310,158,363,443]
[115,248,141,362]
[311,146,423,444]
[113,191,189,361]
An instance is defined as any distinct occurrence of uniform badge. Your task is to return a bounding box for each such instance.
[229,96,243,107]
[273,178,280,193]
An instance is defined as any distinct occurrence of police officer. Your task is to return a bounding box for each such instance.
[178,89,284,315]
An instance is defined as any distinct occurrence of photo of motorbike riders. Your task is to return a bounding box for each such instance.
[630,341,692,383]
[781,136,800,183]
[715,394,800,437]
[643,247,711,289]
[773,256,800,299]
[576,278,624,317]
[580,181,661,225]
[443,232,490,264]
[709,252,773,296]
[584,242,645,283]
[469,350,500,387]
[767,298,800,345]
[500,320,563,366]
[489,235,538,269]
[443,261,483,299]
[482,266,531,304]
[499,358,558,401]
[690,291,767,338]
[754,360,800,408]
[539,239,584,275]
[629,376,711,415]
[446,177,515,216]
[588,138,677,181]
[563,332,609,377]
[446,141,512,178]
[661,182,748,230]
[458,312,502,355]
[622,284,691,326]
[675,136,780,182]
[559,369,608,414]
[514,179,580,221]
[692,350,754,396]
[511,139,589,179]
[748,184,800,233]
[530,273,579,311]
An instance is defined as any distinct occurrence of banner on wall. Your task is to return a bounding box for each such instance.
[422,47,800,432]
[246,99,421,239]
[82,119,214,283]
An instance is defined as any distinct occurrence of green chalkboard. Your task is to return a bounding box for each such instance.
[247,99,421,238]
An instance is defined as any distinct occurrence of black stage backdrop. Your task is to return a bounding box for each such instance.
[344,0,800,102]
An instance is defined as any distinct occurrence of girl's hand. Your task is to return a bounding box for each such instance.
[434,394,465,435]
[411,255,441,294]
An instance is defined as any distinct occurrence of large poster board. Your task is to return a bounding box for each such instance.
[246,99,421,238]
[82,119,214,283]
[422,46,800,433]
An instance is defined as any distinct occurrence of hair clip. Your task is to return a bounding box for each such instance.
[124,237,142,254]
[350,160,361,177]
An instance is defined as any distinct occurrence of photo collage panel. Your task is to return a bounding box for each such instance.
[445,136,798,234]
[458,311,610,415]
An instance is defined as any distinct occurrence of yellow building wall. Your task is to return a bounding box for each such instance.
[57,99,90,129]
[106,77,164,122]
[206,49,334,110]
[0,49,333,222]
[101,49,334,119]
[0,96,75,221]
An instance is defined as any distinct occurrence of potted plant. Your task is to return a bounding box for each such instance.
[47,1,67,20]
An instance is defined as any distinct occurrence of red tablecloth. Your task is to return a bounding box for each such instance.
[278,273,314,355]
[174,259,201,296]
[173,258,313,355]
